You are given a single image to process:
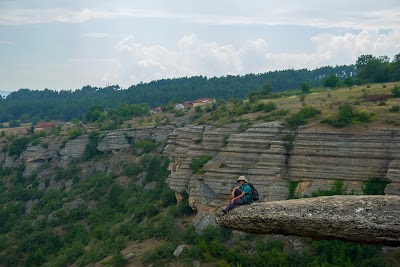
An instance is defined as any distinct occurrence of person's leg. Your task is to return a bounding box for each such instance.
[233,188,242,198]
[223,198,245,213]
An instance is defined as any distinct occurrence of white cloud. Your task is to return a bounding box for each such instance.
[83,32,111,38]
[0,6,399,30]
[111,30,400,87]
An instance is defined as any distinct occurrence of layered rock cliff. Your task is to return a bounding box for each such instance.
[165,123,400,214]
[0,126,174,177]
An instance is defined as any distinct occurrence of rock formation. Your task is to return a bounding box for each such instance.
[215,195,400,246]
[165,123,400,215]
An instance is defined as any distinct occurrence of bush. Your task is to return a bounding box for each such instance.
[312,180,344,197]
[175,109,185,117]
[190,155,213,174]
[264,102,276,113]
[322,104,373,128]
[222,134,229,147]
[68,128,83,140]
[363,177,389,195]
[123,163,142,177]
[389,105,400,112]
[141,243,176,266]
[134,138,158,154]
[391,85,400,98]
[286,105,320,128]
[8,136,31,156]
[237,122,250,133]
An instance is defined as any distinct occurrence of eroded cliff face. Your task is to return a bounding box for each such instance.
[165,123,400,214]
[0,126,173,180]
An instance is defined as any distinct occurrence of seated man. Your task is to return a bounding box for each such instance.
[217,176,252,216]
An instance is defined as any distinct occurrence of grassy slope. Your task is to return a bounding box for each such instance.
[269,82,400,130]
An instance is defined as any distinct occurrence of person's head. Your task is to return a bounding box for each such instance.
[237,176,247,184]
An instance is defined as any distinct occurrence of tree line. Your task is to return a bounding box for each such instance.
[0,53,399,124]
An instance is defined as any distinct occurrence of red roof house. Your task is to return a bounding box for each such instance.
[35,122,56,130]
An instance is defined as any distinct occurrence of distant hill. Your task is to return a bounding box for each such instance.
[0,65,356,122]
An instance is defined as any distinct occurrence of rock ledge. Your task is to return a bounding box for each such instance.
[215,195,400,246]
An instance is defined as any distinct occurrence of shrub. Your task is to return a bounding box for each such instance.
[222,134,229,147]
[286,105,320,128]
[281,133,296,153]
[194,138,202,144]
[362,177,389,195]
[264,102,276,113]
[322,104,373,128]
[190,155,213,174]
[288,181,299,199]
[141,243,176,266]
[83,131,101,160]
[8,136,31,156]
[251,102,265,113]
[67,128,83,140]
[237,123,250,133]
[175,109,185,117]
[134,139,157,153]
[312,180,344,197]
[389,105,400,112]
[123,163,142,177]
[391,85,400,97]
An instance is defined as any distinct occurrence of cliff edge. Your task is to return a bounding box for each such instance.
[215,195,400,246]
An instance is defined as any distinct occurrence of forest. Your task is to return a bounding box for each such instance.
[0,53,399,125]
[0,65,355,124]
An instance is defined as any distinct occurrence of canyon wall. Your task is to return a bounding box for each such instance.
[164,123,400,214]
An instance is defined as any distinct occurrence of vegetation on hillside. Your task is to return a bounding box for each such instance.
[0,54,399,265]
[0,64,357,123]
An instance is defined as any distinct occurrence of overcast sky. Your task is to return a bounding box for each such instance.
[1,0,399,91]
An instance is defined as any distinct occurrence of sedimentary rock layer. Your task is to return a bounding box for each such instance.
[215,195,400,246]
[165,123,400,213]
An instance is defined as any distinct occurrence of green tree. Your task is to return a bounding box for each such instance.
[323,74,339,88]
[300,82,311,94]
[389,53,400,81]
[344,77,354,87]
[84,106,105,123]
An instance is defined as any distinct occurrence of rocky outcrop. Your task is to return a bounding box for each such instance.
[97,126,174,152]
[130,126,174,142]
[165,123,400,214]
[97,131,130,152]
[20,138,62,175]
[59,135,89,166]
[215,195,400,246]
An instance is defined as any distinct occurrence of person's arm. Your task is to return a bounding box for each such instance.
[231,191,245,203]
[230,186,238,199]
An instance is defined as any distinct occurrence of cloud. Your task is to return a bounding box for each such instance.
[110,30,400,87]
[83,32,111,38]
[0,6,399,30]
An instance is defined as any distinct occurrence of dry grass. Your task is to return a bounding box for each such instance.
[261,82,400,131]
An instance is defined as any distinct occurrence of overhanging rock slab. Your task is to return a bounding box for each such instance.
[215,195,400,246]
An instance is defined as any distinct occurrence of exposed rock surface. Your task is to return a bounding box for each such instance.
[20,138,61,175]
[97,131,130,152]
[215,195,400,246]
[59,135,89,166]
[165,123,400,216]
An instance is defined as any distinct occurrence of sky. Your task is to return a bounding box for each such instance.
[1,0,399,92]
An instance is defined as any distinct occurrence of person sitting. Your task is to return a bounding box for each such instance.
[217,176,252,216]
